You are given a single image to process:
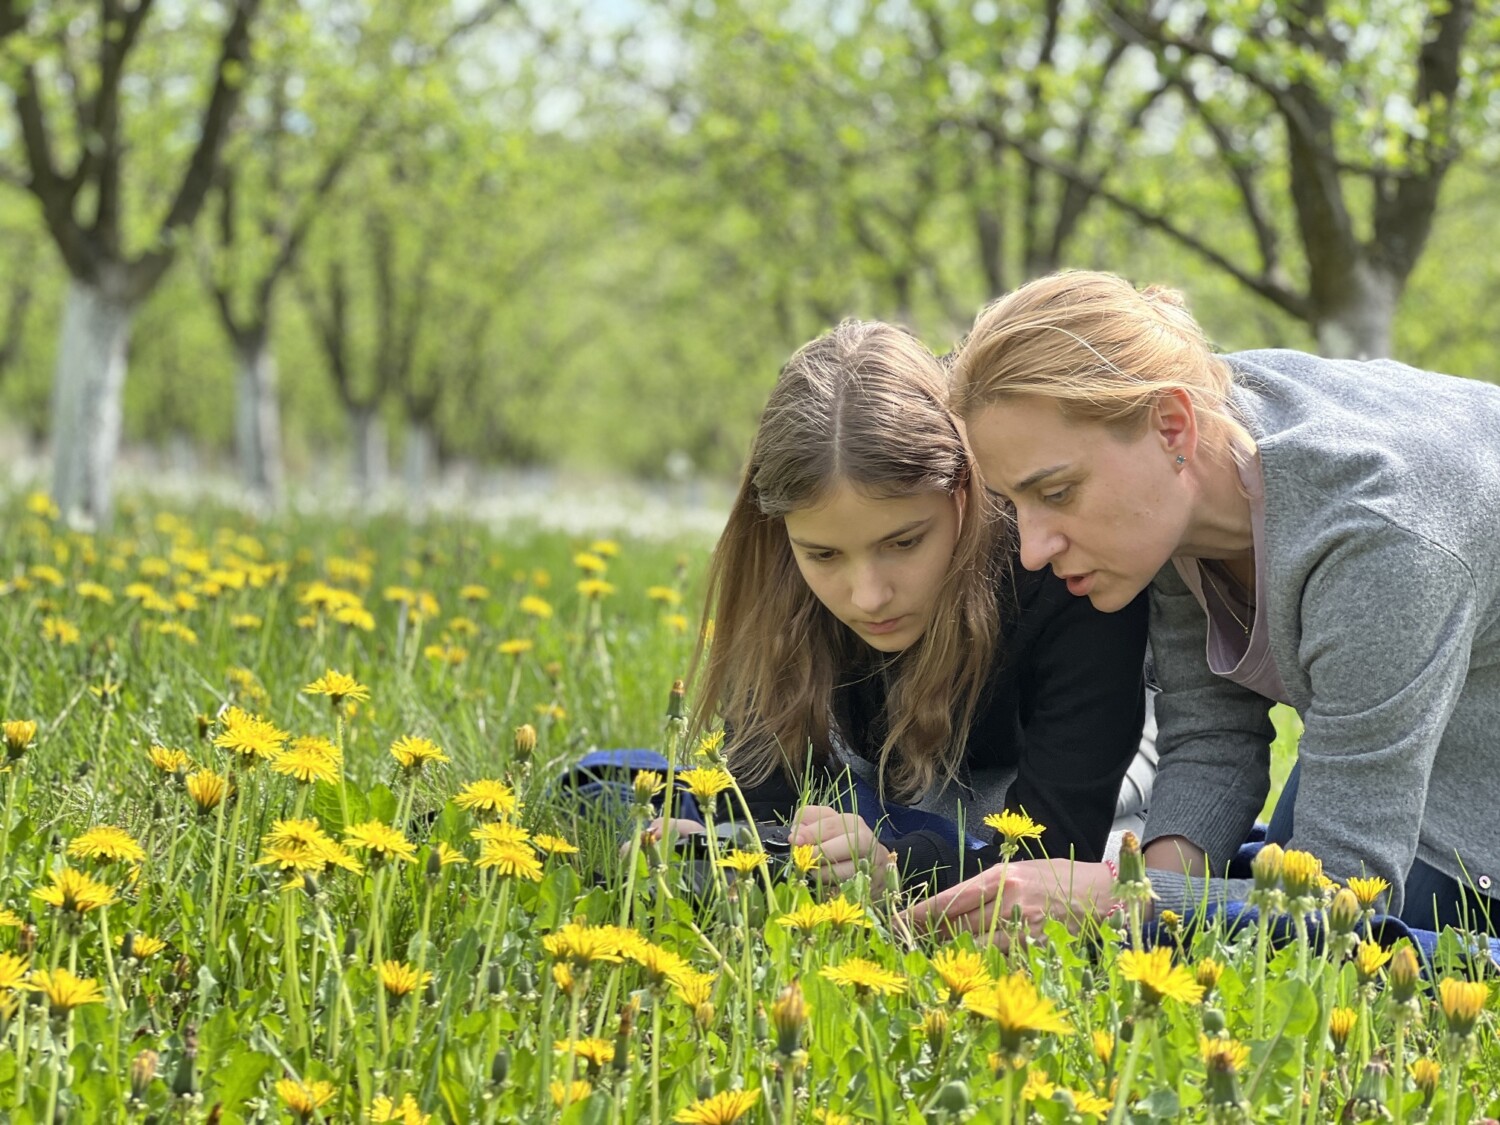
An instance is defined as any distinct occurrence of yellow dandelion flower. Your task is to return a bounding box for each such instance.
[647,586,682,606]
[1199,1034,1251,1072]
[185,770,230,814]
[676,767,734,802]
[276,1077,338,1119]
[156,621,199,645]
[697,730,726,758]
[447,616,480,638]
[576,578,615,599]
[29,564,65,587]
[717,849,767,873]
[475,842,544,881]
[497,638,533,656]
[1353,941,1393,983]
[1346,876,1391,910]
[820,957,907,998]
[369,1092,431,1123]
[775,904,827,933]
[818,897,874,930]
[1020,1068,1055,1100]
[119,932,167,959]
[672,969,716,1008]
[533,834,579,856]
[1279,849,1323,898]
[963,973,1072,1048]
[303,670,370,707]
[1328,1007,1357,1051]
[24,968,105,1013]
[271,743,341,786]
[147,745,190,773]
[4,719,38,758]
[790,844,817,874]
[472,821,531,846]
[664,612,689,633]
[75,581,114,604]
[379,960,433,998]
[1091,1029,1114,1064]
[550,1080,592,1107]
[460,584,490,602]
[213,707,287,762]
[230,613,262,631]
[811,1111,853,1125]
[34,867,118,914]
[334,605,375,631]
[67,826,146,865]
[627,941,691,987]
[1438,977,1487,1037]
[1410,1057,1442,1096]
[41,616,81,645]
[454,779,517,817]
[573,551,608,574]
[432,843,468,867]
[931,948,990,1001]
[1117,947,1205,1007]
[0,909,24,927]
[674,1089,759,1124]
[343,821,417,864]
[389,735,451,772]
[519,595,553,619]
[1070,1089,1114,1115]
[543,921,629,967]
[0,951,30,990]
[589,540,620,558]
[554,1037,616,1068]
[983,810,1044,847]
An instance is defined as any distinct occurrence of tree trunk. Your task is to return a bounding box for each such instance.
[49,271,135,529]
[234,328,285,511]
[1311,260,1400,360]
[403,420,435,510]
[348,404,387,498]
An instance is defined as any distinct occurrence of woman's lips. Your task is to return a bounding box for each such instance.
[1065,573,1095,597]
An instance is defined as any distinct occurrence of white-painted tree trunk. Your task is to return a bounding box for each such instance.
[49,272,135,529]
[404,421,435,512]
[349,405,388,499]
[234,332,285,511]
[1313,262,1399,360]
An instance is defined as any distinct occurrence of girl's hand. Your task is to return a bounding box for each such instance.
[643,817,706,843]
[790,805,896,889]
[902,859,1118,947]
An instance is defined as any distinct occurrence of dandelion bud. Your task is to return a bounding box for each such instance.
[1328,888,1361,934]
[633,770,664,807]
[696,1076,714,1100]
[1118,1017,1135,1044]
[1158,909,1182,938]
[1116,832,1146,885]
[666,679,686,721]
[426,849,443,880]
[1194,959,1224,998]
[513,724,537,760]
[1389,945,1421,1004]
[121,932,136,961]
[1250,843,1284,891]
[171,1027,198,1097]
[1091,1030,1113,1064]
[490,1047,510,1087]
[543,661,564,686]
[1328,1007,1357,1054]
[1411,1057,1441,1102]
[486,961,504,997]
[517,962,536,996]
[1438,977,1487,1039]
[922,1009,950,1054]
[129,1049,158,1101]
[932,1081,972,1113]
[753,1002,768,1043]
[3,719,38,760]
[1201,1007,1227,1035]
[343,927,359,959]
[423,978,439,1007]
[693,1001,715,1030]
[614,998,637,1075]
[195,713,212,741]
[300,872,320,900]
[769,980,808,1057]
[1278,849,1322,900]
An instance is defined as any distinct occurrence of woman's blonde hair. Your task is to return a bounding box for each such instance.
[693,320,1008,802]
[950,270,1255,464]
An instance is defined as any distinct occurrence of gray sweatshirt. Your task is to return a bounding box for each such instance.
[1145,349,1500,919]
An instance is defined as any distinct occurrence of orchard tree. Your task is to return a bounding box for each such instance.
[0,0,261,525]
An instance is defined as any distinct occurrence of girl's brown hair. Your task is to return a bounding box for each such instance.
[692,320,1008,802]
[950,270,1256,464]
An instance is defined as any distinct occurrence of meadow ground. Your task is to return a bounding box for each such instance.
[0,490,1495,1124]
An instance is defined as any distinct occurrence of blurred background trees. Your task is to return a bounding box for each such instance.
[2,0,1498,523]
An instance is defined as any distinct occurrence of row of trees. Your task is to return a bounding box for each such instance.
[2,0,1498,525]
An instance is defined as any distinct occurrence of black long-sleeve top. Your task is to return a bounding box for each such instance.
[737,564,1149,893]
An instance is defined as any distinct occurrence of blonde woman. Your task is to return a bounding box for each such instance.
[919,269,1500,940]
[658,319,1154,893]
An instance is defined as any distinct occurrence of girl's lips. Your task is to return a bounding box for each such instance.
[1065,573,1095,597]
[861,615,907,635]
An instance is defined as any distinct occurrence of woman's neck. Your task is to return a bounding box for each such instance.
[1176,451,1256,568]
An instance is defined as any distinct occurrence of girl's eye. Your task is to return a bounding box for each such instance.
[806,551,837,563]
[1042,486,1073,506]
[890,535,924,551]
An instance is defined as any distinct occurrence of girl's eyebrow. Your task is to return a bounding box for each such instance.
[789,517,932,552]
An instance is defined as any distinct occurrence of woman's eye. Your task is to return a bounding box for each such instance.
[1042,486,1072,506]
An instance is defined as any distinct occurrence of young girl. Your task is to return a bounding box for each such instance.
[663,319,1153,894]
[922,269,1500,938]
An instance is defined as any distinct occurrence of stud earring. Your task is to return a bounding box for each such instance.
[1175,455,1187,465]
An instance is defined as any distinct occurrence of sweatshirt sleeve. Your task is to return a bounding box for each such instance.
[1004,582,1149,862]
[1279,526,1478,916]
[1143,564,1277,873]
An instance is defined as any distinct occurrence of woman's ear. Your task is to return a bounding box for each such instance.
[1154,388,1200,464]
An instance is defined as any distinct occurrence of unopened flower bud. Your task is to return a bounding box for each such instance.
[1116,833,1146,885]
[932,1081,971,1113]
[120,932,136,961]
[426,848,443,879]
[667,679,686,721]
[343,927,359,959]
[486,961,504,997]
[1389,945,1421,1004]
[2,719,37,760]
[171,1026,198,1097]
[1411,1057,1441,1101]
[1328,888,1361,935]
[490,1047,510,1087]
[1201,1007,1227,1035]
[922,1009,950,1053]
[129,1049,158,1101]
[1251,843,1284,891]
[769,980,808,1057]
[513,724,537,760]
[753,1002,768,1043]
[696,1076,714,1100]
[300,872,320,900]
[694,1001,715,1030]
[1194,959,1224,997]
[1328,1007,1357,1054]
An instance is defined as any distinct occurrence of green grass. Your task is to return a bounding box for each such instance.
[0,491,1495,1124]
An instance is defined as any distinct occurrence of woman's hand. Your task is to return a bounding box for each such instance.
[789,805,896,890]
[902,859,1118,947]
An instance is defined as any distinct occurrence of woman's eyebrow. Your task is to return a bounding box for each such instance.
[1011,463,1072,493]
[788,517,931,552]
